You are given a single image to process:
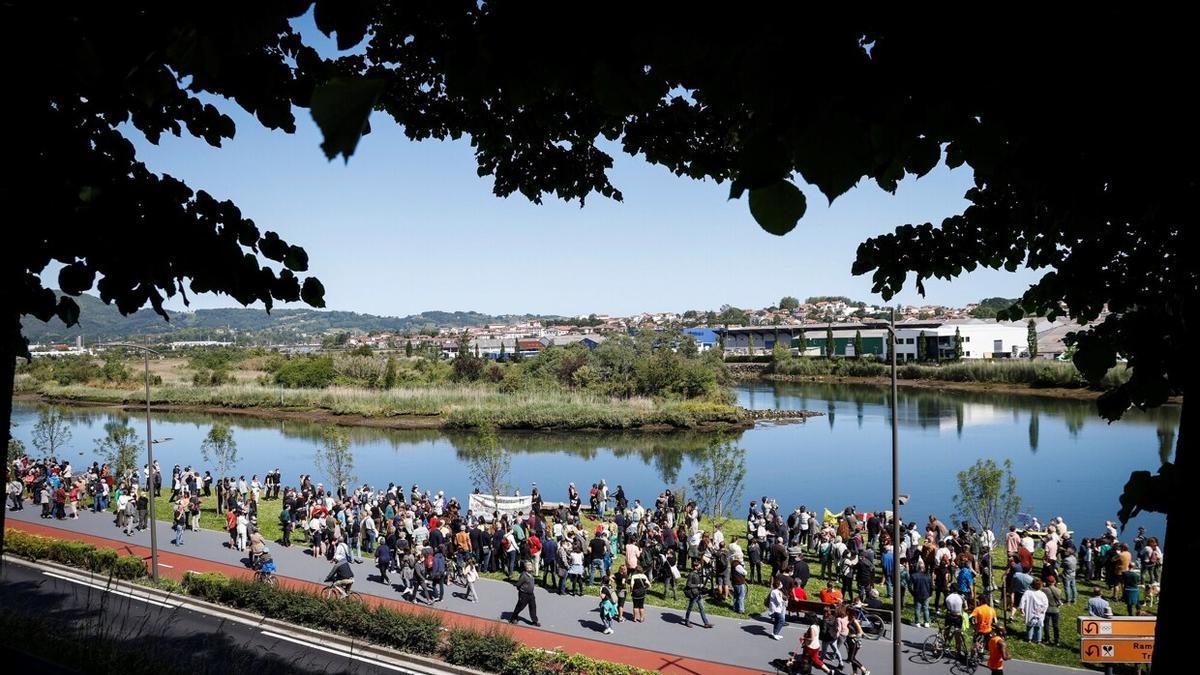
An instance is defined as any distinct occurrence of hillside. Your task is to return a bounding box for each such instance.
[21,292,563,344]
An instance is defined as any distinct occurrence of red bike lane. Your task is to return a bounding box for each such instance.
[10,520,766,675]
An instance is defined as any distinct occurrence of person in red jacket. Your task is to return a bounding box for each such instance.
[528,532,543,575]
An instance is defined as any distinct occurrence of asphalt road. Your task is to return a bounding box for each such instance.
[0,561,420,675]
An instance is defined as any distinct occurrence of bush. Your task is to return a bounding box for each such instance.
[84,547,119,573]
[273,356,336,388]
[180,573,444,654]
[442,627,519,669]
[501,648,655,675]
[111,555,148,579]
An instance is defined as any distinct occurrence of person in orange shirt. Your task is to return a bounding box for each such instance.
[987,625,1010,674]
[971,595,997,637]
[819,580,843,604]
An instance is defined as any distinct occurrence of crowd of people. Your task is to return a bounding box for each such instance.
[9,452,1165,674]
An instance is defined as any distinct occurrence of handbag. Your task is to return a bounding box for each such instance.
[670,564,681,580]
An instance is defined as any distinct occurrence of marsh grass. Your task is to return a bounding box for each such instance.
[37,382,741,430]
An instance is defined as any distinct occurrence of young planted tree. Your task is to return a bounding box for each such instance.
[687,440,746,527]
[853,329,864,358]
[917,330,927,361]
[95,420,141,477]
[31,408,72,459]
[464,426,511,505]
[746,332,755,356]
[382,355,397,389]
[796,328,806,356]
[315,426,356,489]
[405,340,413,358]
[954,327,964,360]
[200,423,238,479]
[825,324,836,358]
[1027,319,1038,360]
[953,458,1022,541]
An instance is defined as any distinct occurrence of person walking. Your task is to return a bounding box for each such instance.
[375,540,392,584]
[767,577,787,639]
[599,576,618,635]
[683,560,713,628]
[171,502,187,546]
[509,562,541,626]
[803,613,835,674]
[846,607,871,675]
[567,544,586,596]
[629,567,650,622]
[464,557,480,603]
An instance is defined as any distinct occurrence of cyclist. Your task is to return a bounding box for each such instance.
[325,558,355,597]
[255,550,277,579]
[970,596,997,657]
[943,589,967,654]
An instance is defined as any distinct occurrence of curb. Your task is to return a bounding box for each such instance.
[2,554,485,675]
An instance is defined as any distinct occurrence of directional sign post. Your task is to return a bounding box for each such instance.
[1080,637,1154,664]
[1079,616,1156,665]
[1078,616,1156,637]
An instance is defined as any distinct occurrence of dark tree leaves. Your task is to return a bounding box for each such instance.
[748,181,807,236]
[311,76,386,162]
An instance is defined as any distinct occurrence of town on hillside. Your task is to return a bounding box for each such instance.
[28,296,1095,363]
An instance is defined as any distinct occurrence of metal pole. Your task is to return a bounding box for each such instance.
[891,307,902,675]
[143,343,158,581]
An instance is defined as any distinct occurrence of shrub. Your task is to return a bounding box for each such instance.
[48,540,94,568]
[6,530,52,560]
[273,356,336,388]
[500,648,655,675]
[84,547,119,573]
[111,555,148,579]
[442,626,519,670]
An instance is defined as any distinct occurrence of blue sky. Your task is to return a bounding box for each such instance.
[115,18,1044,319]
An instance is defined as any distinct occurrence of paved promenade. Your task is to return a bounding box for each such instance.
[7,507,1087,675]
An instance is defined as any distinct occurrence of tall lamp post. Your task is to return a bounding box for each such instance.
[110,341,161,580]
[887,308,902,675]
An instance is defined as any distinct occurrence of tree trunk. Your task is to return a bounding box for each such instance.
[0,301,18,566]
[1153,381,1190,671]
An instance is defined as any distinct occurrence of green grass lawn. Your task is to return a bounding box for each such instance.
[131,496,1140,668]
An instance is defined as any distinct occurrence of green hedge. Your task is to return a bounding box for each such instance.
[6,530,147,580]
[180,572,443,655]
[4,530,653,675]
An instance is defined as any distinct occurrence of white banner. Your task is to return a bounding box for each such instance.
[469,493,533,517]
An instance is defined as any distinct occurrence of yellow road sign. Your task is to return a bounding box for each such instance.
[1078,616,1156,637]
[1080,637,1154,664]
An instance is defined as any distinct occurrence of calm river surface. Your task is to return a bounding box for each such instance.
[11,381,1178,536]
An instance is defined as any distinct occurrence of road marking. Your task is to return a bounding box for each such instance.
[42,571,178,609]
[260,630,417,673]
[157,563,174,568]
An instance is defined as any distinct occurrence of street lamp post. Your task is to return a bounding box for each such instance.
[110,341,161,580]
[890,308,901,675]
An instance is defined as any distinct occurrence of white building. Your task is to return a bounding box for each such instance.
[894,320,1028,361]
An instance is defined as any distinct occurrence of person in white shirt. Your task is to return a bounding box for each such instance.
[1021,534,1036,554]
[236,512,249,551]
[713,523,725,549]
[1020,578,1050,643]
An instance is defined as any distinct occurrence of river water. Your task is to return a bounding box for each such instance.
[10,381,1178,537]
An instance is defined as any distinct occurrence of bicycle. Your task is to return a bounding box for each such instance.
[321,581,364,602]
[853,605,885,639]
[447,557,469,588]
[253,567,278,587]
[919,623,967,663]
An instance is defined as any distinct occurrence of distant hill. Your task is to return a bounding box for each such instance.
[21,292,564,344]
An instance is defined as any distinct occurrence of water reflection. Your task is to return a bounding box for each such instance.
[11,380,1180,535]
[735,380,1179,450]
